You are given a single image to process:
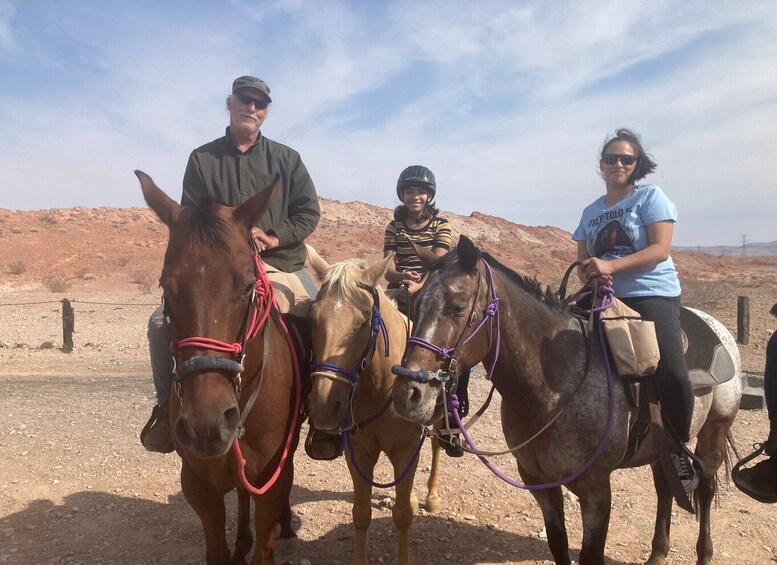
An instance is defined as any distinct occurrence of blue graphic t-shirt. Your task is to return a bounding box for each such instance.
[572,184,680,298]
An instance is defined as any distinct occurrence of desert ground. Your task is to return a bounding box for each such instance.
[1,203,776,564]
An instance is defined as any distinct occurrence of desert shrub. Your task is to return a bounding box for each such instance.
[116,256,130,267]
[682,278,732,309]
[43,275,71,293]
[40,211,58,224]
[8,260,25,275]
[132,272,155,294]
[75,269,96,280]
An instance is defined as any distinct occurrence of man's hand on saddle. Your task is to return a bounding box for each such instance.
[251,227,280,253]
[579,257,613,288]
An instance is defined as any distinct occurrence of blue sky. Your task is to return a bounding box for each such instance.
[1,0,775,247]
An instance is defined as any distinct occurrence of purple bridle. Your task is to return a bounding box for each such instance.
[402,258,501,385]
[309,282,390,432]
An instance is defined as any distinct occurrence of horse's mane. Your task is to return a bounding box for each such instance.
[480,251,564,310]
[322,259,372,304]
[189,199,230,248]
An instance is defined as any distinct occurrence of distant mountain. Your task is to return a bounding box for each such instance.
[1,199,776,293]
[675,241,777,257]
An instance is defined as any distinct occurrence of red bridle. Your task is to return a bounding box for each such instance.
[165,241,302,496]
[174,252,274,360]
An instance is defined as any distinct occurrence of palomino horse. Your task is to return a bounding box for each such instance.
[136,171,305,565]
[392,236,741,565]
[305,247,442,565]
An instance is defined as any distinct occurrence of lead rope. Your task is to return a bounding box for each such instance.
[448,284,618,490]
[233,258,302,496]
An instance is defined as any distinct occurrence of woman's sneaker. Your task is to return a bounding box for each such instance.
[672,452,699,492]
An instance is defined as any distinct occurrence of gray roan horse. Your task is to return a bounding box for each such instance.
[305,246,442,565]
[391,236,741,565]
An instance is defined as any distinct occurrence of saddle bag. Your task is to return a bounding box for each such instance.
[597,298,661,378]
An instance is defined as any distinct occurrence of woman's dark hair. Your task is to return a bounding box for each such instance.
[393,200,439,222]
[601,128,657,184]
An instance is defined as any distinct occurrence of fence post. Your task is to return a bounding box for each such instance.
[737,295,750,345]
[62,298,74,353]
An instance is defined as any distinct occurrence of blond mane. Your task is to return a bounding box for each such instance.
[322,259,373,304]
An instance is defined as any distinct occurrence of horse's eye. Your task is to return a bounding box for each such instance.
[452,304,467,317]
[242,281,256,298]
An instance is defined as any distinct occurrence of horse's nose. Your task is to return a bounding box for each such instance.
[174,405,241,457]
[219,406,240,442]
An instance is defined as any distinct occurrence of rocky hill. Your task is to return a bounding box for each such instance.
[2,198,776,294]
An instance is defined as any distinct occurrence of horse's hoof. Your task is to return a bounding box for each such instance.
[425,496,441,514]
[274,535,301,558]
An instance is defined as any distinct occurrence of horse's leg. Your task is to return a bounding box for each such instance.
[425,435,442,514]
[347,442,380,565]
[232,489,253,565]
[390,444,421,565]
[250,467,294,565]
[646,461,673,565]
[693,422,727,565]
[181,463,231,565]
[524,472,571,565]
[278,501,296,539]
[576,479,611,565]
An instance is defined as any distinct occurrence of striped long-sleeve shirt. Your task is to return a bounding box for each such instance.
[383,217,452,287]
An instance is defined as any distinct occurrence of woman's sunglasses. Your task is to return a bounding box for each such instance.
[601,154,637,166]
[234,91,269,110]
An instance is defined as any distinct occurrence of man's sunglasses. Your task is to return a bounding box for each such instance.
[234,91,269,110]
[601,154,637,166]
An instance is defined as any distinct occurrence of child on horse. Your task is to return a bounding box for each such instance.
[383,165,470,457]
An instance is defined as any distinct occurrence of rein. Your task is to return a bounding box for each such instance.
[166,240,302,496]
[453,284,619,490]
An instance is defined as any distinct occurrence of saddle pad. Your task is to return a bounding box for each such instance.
[680,307,736,389]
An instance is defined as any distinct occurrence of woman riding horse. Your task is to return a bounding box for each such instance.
[574,128,698,492]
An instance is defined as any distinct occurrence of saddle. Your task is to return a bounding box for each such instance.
[620,306,737,458]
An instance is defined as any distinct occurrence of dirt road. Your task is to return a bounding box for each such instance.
[1,290,776,564]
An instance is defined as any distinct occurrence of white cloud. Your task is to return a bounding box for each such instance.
[0,0,775,247]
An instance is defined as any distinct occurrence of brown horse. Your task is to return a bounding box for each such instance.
[392,236,741,565]
[305,247,442,565]
[136,171,304,565]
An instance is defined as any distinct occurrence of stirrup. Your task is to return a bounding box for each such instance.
[140,404,174,453]
[733,443,777,503]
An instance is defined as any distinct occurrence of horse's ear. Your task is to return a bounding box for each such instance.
[234,173,280,231]
[408,240,440,271]
[305,244,330,282]
[136,170,180,226]
[363,253,395,287]
[457,235,480,272]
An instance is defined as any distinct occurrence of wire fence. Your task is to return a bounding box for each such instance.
[0,296,159,351]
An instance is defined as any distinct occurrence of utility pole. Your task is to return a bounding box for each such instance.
[740,233,748,257]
